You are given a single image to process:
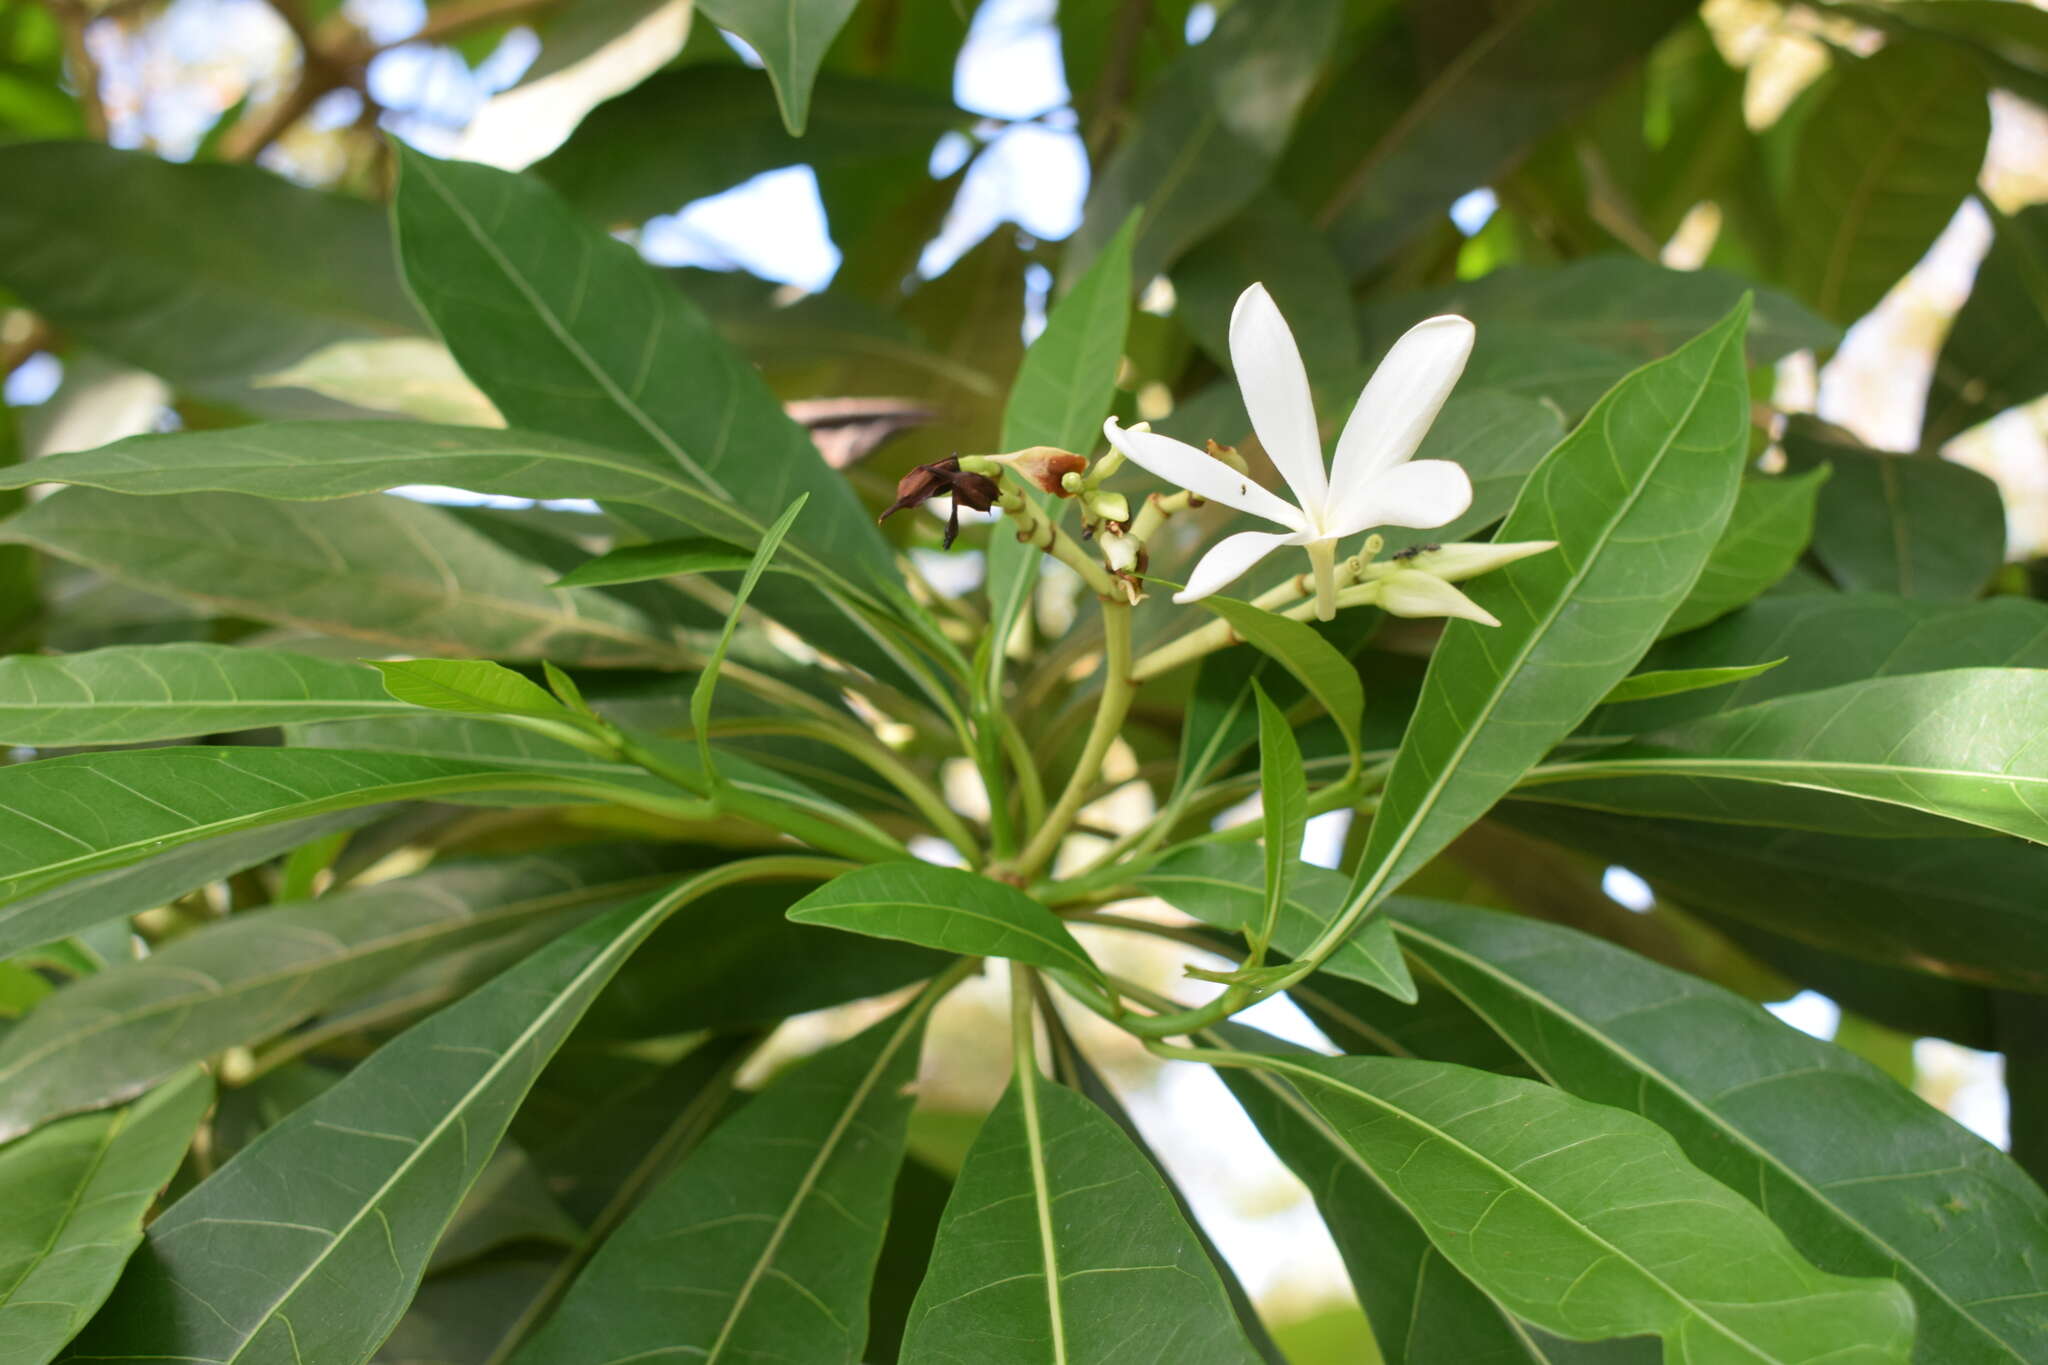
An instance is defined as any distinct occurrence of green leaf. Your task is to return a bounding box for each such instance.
[1501,802,2048,993]
[1215,1029,1589,1365]
[390,147,925,678]
[65,876,715,1365]
[1391,897,2048,1363]
[1526,668,2048,844]
[512,994,940,1364]
[1781,39,1991,323]
[1311,5,1698,275]
[695,0,862,134]
[1598,658,1784,706]
[1066,0,1339,281]
[1196,597,1365,765]
[1785,426,2006,601]
[534,69,961,224]
[371,659,570,720]
[0,810,376,964]
[1925,201,2048,445]
[1590,591,2048,735]
[788,864,1103,984]
[1340,301,1753,931]
[695,495,807,783]
[0,644,411,746]
[0,489,678,665]
[551,537,756,588]
[1253,684,1308,959]
[1139,845,1416,1004]
[1256,1052,1916,1361]
[0,746,689,915]
[0,844,691,1142]
[1662,468,1829,637]
[0,143,416,410]
[0,1069,209,1365]
[900,1072,1263,1364]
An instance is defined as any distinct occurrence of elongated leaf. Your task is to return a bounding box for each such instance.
[1591,592,2048,735]
[990,206,1135,672]
[1259,1053,1915,1361]
[0,746,683,914]
[696,0,860,134]
[1925,202,2048,445]
[1598,659,1783,706]
[0,143,416,408]
[1066,0,1338,280]
[535,69,960,224]
[1340,302,1753,931]
[1198,597,1365,763]
[371,659,569,720]
[1215,1029,1626,1365]
[0,644,408,746]
[0,809,377,964]
[65,878,710,1365]
[900,1071,1262,1364]
[513,995,939,1364]
[0,845,692,1141]
[255,337,502,426]
[0,1070,210,1365]
[1139,845,1415,1004]
[788,864,1102,983]
[552,537,754,587]
[1526,668,2048,844]
[1390,897,2048,1363]
[995,208,1130,450]
[1501,803,2048,993]
[390,147,933,685]
[0,489,677,665]
[1254,685,1308,956]
[1786,428,2006,601]
[1662,469,1828,637]
[695,495,806,781]
[1783,40,1991,323]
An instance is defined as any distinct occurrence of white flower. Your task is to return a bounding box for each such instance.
[1104,283,1476,618]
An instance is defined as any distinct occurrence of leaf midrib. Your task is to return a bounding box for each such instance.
[1394,919,2029,1361]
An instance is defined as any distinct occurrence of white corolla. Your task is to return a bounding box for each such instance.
[1104,283,1477,618]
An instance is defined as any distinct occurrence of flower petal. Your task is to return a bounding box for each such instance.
[1327,459,1472,537]
[1103,419,1306,531]
[1329,314,1474,528]
[1230,283,1327,512]
[1173,528,1304,602]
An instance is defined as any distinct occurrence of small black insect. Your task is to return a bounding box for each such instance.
[1390,542,1440,562]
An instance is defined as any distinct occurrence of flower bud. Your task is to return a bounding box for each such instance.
[1373,569,1501,627]
[1083,489,1131,527]
[1099,528,1141,575]
[1372,539,1556,583]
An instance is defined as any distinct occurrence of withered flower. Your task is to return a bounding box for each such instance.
[878,457,1001,549]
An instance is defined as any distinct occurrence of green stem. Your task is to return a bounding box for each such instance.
[997,709,1049,833]
[1010,601,1134,881]
[998,486,1118,599]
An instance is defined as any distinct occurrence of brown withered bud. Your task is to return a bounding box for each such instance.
[984,446,1086,496]
[878,457,1001,550]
